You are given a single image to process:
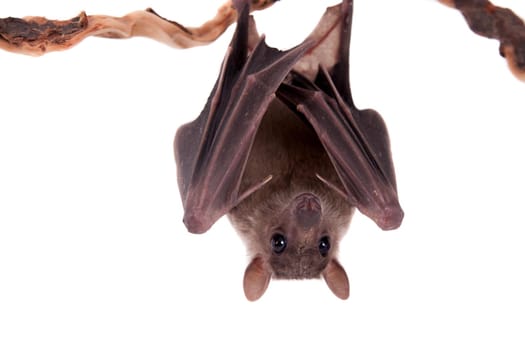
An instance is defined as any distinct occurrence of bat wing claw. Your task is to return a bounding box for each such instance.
[183,211,210,234]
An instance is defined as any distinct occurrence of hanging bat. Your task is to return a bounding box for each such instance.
[174,0,403,300]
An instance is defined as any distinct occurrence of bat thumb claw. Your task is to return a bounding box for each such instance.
[183,211,211,234]
[237,175,273,203]
[375,205,404,231]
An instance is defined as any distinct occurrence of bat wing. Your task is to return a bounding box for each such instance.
[175,0,403,233]
[174,0,311,233]
[277,0,404,230]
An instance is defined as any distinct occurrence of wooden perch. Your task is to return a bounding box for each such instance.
[0,0,276,55]
[440,0,525,81]
[0,0,524,81]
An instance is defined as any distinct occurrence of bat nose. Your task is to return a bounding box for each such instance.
[294,193,321,229]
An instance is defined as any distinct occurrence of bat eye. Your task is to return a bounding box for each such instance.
[318,236,331,257]
[271,233,287,254]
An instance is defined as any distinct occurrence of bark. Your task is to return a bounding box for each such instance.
[0,0,276,55]
[440,0,525,81]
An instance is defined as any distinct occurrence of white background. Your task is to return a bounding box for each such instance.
[1,0,524,349]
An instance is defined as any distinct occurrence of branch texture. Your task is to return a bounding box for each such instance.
[0,0,276,55]
[0,0,524,81]
[440,0,525,81]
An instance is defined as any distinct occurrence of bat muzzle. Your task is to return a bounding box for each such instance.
[293,193,322,229]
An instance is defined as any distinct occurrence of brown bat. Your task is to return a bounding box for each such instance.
[174,0,403,300]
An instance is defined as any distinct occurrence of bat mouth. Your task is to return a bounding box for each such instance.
[293,192,322,228]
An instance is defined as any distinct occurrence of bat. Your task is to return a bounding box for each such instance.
[174,0,403,300]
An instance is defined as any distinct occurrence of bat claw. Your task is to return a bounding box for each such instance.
[237,175,273,203]
[375,205,404,231]
[183,211,210,234]
[316,174,352,201]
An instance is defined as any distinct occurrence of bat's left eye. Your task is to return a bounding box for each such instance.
[318,236,330,257]
[271,233,287,254]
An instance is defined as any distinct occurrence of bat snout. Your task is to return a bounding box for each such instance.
[293,193,322,229]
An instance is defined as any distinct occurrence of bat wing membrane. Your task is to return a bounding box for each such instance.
[174,2,311,233]
[277,0,403,230]
[277,71,403,230]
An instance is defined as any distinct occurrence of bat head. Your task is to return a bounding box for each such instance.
[231,188,354,301]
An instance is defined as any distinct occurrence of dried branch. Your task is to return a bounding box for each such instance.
[0,0,276,56]
[439,0,525,81]
[1,0,524,81]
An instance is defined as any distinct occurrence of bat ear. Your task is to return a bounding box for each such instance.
[243,256,271,301]
[322,259,350,300]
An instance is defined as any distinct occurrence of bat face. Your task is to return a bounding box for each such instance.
[229,99,354,300]
[231,191,352,279]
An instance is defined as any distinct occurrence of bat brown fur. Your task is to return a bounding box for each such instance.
[229,98,354,299]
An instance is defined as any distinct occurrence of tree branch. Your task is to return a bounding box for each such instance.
[1,0,524,81]
[439,0,525,81]
[0,0,276,55]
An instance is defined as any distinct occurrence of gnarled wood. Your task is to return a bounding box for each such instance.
[0,0,524,81]
[0,0,276,56]
[439,0,525,81]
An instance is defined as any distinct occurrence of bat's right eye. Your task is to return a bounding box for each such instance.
[271,233,287,254]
